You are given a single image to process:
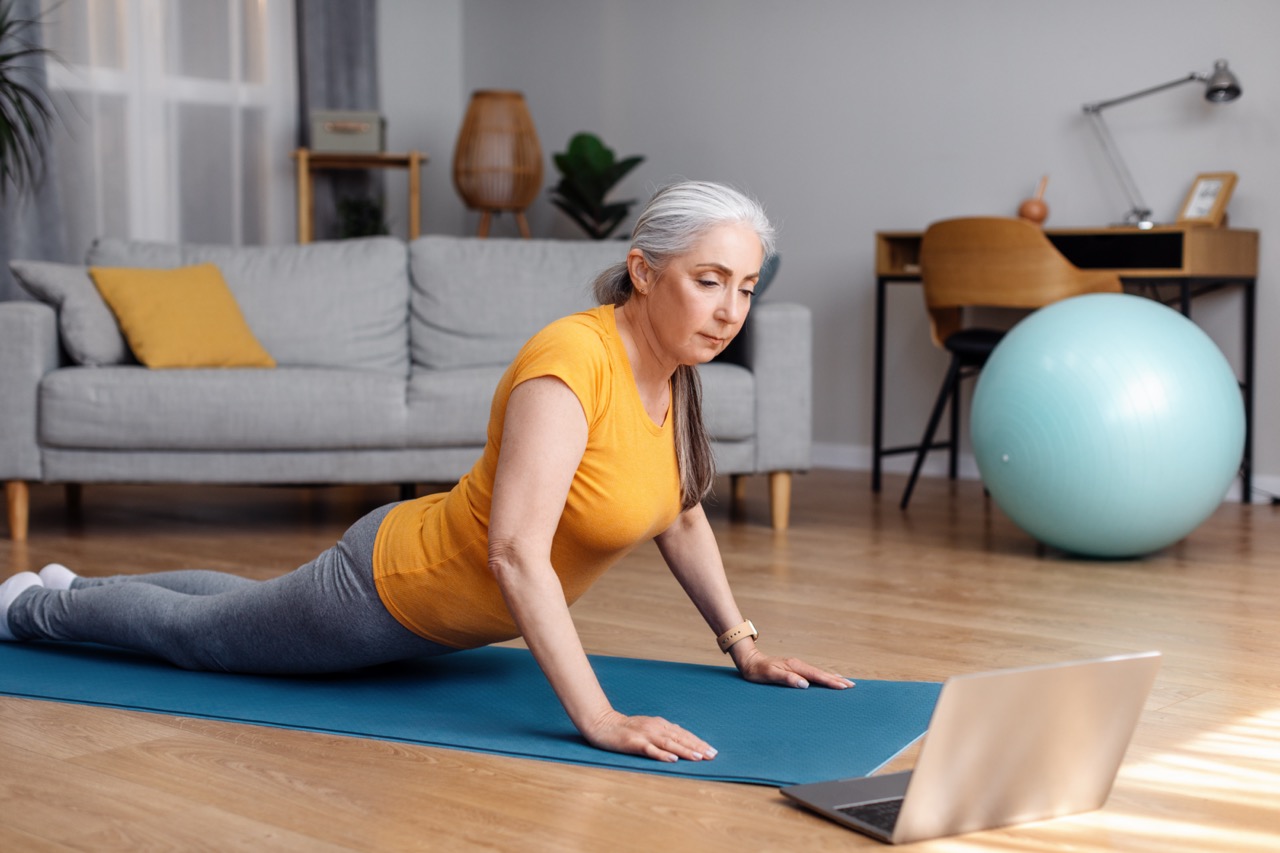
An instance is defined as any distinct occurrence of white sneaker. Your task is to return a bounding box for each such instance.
[38,563,78,591]
[0,572,42,641]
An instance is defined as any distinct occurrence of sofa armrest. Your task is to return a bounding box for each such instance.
[719,301,812,472]
[0,301,58,479]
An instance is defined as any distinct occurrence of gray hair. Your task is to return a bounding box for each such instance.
[593,180,775,306]
[594,180,776,511]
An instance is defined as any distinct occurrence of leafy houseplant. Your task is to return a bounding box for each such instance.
[549,132,643,239]
[0,1,54,197]
[336,196,390,239]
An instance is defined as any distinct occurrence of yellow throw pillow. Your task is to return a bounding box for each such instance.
[89,263,276,369]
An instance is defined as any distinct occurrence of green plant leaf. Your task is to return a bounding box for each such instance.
[551,180,601,219]
[550,196,609,240]
[0,0,55,197]
[567,133,614,172]
[606,155,644,187]
[549,131,644,239]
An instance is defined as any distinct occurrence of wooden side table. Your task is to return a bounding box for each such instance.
[291,148,428,244]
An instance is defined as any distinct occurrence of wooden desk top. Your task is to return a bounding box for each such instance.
[876,226,1259,279]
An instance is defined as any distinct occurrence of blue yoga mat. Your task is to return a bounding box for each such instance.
[0,642,940,786]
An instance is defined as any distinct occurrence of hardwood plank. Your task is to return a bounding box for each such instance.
[0,696,186,761]
[3,737,188,844]
[2,472,1278,850]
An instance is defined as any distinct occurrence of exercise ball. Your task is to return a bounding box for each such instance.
[970,293,1243,558]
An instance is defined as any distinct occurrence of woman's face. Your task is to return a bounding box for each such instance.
[628,222,764,366]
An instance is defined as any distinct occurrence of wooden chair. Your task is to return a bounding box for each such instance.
[899,217,1123,509]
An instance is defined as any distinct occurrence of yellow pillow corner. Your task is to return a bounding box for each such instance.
[88,262,276,369]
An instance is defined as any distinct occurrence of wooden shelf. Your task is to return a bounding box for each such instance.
[291,148,429,244]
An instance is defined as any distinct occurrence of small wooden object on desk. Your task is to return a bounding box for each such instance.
[1017,175,1049,225]
[292,148,428,244]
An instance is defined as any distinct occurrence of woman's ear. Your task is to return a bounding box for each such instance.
[627,249,651,295]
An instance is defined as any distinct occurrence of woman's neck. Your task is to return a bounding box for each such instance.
[614,302,673,424]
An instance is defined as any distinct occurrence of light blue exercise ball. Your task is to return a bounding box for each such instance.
[970,293,1244,558]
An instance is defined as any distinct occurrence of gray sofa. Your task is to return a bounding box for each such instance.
[2,235,812,541]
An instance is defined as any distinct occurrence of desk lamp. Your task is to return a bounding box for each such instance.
[1082,59,1242,228]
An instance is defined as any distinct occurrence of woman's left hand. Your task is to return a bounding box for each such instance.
[734,646,855,690]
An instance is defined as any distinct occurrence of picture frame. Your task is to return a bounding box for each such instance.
[1176,171,1237,227]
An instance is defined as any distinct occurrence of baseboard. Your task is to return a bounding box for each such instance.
[811,441,982,481]
[811,441,1268,505]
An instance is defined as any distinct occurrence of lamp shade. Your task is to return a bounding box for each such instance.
[452,91,544,213]
[1203,59,1242,103]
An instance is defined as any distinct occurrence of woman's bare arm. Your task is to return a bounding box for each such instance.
[488,376,716,761]
[655,504,854,689]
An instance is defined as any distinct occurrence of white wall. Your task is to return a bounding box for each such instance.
[379,0,1280,494]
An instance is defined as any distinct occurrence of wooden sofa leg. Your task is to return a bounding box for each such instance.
[768,472,791,531]
[6,480,29,542]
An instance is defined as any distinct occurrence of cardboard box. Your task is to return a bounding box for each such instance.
[310,110,385,154]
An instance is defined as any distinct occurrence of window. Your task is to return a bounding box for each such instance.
[42,0,296,254]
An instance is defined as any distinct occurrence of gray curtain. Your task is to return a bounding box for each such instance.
[295,0,383,242]
[0,0,69,302]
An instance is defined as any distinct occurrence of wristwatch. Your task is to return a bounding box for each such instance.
[717,619,758,653]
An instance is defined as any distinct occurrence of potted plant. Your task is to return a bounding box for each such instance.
[548,132,643,239]
[0,1,54,197]
[337,196,390,239]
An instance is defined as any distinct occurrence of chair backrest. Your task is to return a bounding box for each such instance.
[919,217,1123,346]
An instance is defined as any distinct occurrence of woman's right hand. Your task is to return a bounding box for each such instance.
[583,709,717,763]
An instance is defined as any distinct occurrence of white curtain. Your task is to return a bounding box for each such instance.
[40,0,297,257]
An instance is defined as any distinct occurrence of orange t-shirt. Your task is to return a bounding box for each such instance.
[372,305,682,649]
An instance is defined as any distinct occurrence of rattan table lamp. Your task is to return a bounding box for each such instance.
[452,90,544,238]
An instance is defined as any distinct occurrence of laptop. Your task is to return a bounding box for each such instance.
[780,651,1161,844]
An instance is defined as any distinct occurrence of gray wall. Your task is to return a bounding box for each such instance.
[380,0,1280,495]
[377,0,467,237]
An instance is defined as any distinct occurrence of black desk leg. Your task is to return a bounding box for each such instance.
[1173,279,1251,502]
[872,277,887,492]
[1172,279,1254,504]
[1242,279,1255,503]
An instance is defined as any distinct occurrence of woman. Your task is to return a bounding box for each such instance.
[0,181,851,764]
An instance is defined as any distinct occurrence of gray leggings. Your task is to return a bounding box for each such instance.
[8,504,458,673]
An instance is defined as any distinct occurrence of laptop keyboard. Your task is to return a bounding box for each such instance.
[836,798,903,832]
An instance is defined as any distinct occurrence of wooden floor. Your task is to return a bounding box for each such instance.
[1,470,1278,851]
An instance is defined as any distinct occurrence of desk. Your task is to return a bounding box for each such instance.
[291,149,428,244]
[873,226,1260,502]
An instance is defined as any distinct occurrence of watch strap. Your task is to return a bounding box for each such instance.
[717,619,758,653]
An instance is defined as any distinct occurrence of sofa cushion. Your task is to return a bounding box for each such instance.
[9,260,133,366]
[401,362,756,450]
[86,237,410,376]
[698,362,756,441]
[405,365,506,447]
[39,366,407,451]
[409,236,625,370]
[89,263,276,369]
